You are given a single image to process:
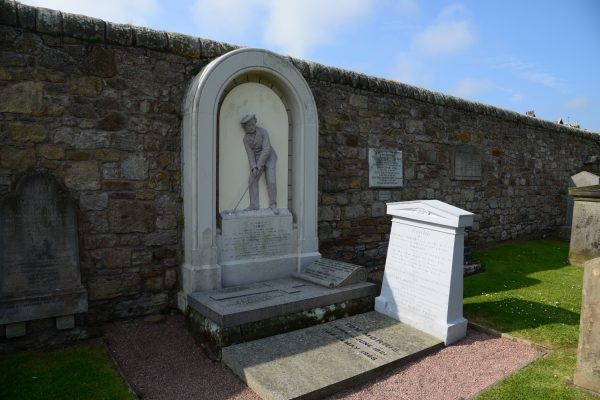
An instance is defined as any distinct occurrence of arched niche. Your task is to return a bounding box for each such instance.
[180,48,320,307]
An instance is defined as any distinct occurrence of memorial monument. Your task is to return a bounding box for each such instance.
[0,173,88,338]
[375,200,474,344]
[181,49,376,358]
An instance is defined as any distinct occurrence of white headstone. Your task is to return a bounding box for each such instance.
[375,200,474,345]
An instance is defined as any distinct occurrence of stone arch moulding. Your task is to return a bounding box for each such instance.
[179,48,320,309]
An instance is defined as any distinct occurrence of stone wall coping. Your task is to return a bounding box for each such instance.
[1,0,599,141]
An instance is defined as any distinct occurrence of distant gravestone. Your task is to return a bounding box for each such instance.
[368,148,403,187]
[294,259,367,288]
[562,171,600,240]
[568,185,600,265]
[0,173,87,337]
[452,145,482,181]
[375,200,474,344]
[574,257,600,394]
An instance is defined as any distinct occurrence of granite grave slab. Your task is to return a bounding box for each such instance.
[222,311,443,400]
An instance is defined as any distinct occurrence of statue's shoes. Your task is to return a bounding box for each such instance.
[270,204,280,215]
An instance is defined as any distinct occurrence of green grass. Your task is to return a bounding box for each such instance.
[0,344,133,400]
[465,240,583,348]
[465,240,596,400]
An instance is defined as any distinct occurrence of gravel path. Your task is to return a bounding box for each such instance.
[105,315,540,400]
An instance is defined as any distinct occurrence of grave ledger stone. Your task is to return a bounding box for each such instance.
[574,257,600,394]
[0,173,88,338]
[375,200,474,344]
[568,184,600,265]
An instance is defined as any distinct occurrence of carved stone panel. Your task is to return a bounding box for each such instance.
[452,145,482,181]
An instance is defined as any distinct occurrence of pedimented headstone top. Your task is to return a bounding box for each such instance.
[571,171,600,188]
[387,200,474,228]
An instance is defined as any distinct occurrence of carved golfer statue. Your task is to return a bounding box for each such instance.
[241,114,279,214]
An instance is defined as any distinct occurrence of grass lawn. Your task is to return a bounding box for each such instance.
[0,343,133,400]
[466,239,596,399]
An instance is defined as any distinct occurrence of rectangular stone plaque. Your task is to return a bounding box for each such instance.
[368,148,403,187]
[375,200,473,345]
[218,209,295,262]
[452,145,482,180]
[222,311,442,400]
[294,258,367,288]
[0,174,88,325]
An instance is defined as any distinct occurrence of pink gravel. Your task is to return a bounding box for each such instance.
[105,315,540,400]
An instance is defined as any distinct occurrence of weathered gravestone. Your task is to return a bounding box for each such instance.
[452,145,482,181]
[560,171,599,240]
[375,200,474,344]
[568,185,600,265]
[0,173,87,338]
[574,257,600,394]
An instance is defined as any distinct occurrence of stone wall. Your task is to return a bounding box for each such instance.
[1,1,599,321]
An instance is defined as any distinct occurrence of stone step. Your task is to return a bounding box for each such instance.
[222,311,443,400]
[187,277,377,359]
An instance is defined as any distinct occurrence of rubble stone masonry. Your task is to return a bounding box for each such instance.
[1,1,599,321]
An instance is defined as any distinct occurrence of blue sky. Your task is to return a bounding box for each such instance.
[24,0,600,132]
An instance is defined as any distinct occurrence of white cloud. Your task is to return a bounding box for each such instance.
[564,95,590,110]
[453,78,495,98]
[414,4,474,56]
[192,0,373,58]
[22,0,159,26]
[511,92,525,102]
[488,56,567,92]
[263,0,373,57]
[391,4,475,85]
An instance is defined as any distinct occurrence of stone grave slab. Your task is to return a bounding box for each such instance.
[294,258,367,288]
[188,277,376,328]
[0,173,88,327]
[222,311,443,400]
[375,200,474,345]
[368,148,403,188]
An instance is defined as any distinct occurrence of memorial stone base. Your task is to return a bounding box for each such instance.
[187,277,376,359]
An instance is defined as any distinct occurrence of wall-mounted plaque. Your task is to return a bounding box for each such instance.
[452,145,482,181]
[368,148,403,188]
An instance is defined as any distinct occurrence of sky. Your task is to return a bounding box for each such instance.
[23,0,600,132]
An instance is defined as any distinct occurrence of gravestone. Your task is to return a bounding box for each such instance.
[568,185,600,265]
[574,257,600,394]
[368,148,403,187]
[452,145,482,181]
[0,173,87,338]
[561,171,599,240]
[375,200,474,344]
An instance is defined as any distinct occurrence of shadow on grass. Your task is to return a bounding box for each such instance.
[465,240,571,297]
[464,298,580,330]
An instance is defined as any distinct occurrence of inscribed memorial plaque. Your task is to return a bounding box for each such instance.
[0,173,88,325]
[375,200,473,345]
[452,145,482,180]
[295,258,367,288]
[368,148,403,187]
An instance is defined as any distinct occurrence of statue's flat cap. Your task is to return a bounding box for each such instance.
[240,114,256,124]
